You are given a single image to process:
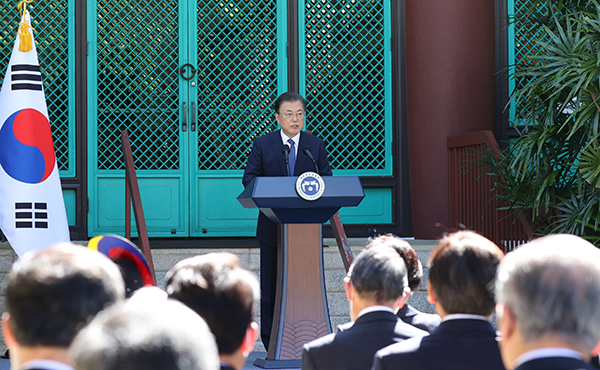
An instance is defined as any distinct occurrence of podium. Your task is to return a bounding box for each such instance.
[238,175,364,368]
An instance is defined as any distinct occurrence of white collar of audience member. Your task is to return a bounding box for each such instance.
[357,305,394,319]
[513,348,584,369]
[441,313,489,322]
[21,359,75,370]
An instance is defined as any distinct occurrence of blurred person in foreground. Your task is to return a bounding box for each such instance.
[69,299,219,370]
[166,253,259,370]
[2,243,125,370]
[373,231,505,370]
[495,234,600,370]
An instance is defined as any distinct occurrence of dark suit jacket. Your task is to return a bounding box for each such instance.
[373,318,505,370]
[396,304,441,333]
[515,356,596,370]
[302,310,427,370]
[242,130,332,246]
[220,363,237,370]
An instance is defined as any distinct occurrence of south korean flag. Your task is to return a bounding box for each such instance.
[0,8,70,256]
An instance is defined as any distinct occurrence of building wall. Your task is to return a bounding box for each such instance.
[405,0,497,238]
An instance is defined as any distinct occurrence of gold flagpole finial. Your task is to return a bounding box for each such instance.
[17,0,34,52]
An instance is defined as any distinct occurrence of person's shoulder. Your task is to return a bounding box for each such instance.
[394,317,430,338]
[303,332,336,351]
[408,311,441,333]
[376,335,424,359]
[255,130,280,142]
[301,131,326,143]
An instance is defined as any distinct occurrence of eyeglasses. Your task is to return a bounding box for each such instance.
[280,111,305,120]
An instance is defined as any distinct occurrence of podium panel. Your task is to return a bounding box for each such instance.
[238,175,364,368]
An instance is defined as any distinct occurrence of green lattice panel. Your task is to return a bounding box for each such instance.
[96,0,180,170]
[0,1,72,173]
[196,1,280,171]
[303,0,387,171]
[510,0,551,126]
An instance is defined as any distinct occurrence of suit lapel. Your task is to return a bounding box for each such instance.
[268,130,288,175]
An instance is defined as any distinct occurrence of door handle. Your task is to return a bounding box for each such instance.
[191,102,196,132]
[179,63,196,81]
[182,102,187,132]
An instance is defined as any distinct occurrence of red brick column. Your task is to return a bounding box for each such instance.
[406,0,496,238]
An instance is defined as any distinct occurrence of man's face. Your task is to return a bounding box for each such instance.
[276,100,305,138]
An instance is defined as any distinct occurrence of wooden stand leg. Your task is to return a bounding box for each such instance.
[254,223,332,368]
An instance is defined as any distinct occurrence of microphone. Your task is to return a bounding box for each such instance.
[282,145,291,176]
[303,145,320,175]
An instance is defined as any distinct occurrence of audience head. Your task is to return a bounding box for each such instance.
[428,231,504,317]
[70,299,219,370]
[274,91,306,113]
[366,234,423,292]
[345,245,409,319]
[165,252,259,363]
[88,234,155,297]
[2,243,125,350]
[495,234,600,368]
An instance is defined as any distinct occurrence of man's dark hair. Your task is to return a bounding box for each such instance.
[6,243,125,347]
[366,234,423,292]
[166,253,259,354]
[274,91,306,113]
[70,300,218,370]
[428,231,504,316]
[349,246,407,303]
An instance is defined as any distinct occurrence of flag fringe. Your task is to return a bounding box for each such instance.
[17,0,34,52]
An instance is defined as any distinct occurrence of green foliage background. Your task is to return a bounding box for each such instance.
[488,0,600,243]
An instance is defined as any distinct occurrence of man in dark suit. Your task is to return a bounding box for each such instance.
[495,234,600,370]
[373,231,506,370]
[302,245,427,370]
[366,234,441,333]
[242,91,332,349]
[1,243,126,370]
[166,252,260,370]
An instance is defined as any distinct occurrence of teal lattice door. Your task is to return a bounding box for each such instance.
[88,0,287,237]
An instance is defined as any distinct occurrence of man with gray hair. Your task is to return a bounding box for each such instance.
[301,245,427,370]
[495,234,600,370]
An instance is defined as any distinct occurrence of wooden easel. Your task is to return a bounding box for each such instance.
[121,130,156,284]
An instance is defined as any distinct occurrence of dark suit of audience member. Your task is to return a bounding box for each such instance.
[302,246,427,370]
[365,234,441,333]
[1,243,126,370]
[166,252,260,370]
[373,231,506,370]
[242,92,332,349]
[395,304,441,334]
[495,235,600,370]
[70,300,219,370]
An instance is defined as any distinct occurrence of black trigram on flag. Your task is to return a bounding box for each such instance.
[11,64,42,91]
[15,202,48,229]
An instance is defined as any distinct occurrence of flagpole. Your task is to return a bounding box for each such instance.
[0,0,71,256]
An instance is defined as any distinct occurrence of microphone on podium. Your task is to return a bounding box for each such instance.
[282,145,291,176]
[303,145,320,175]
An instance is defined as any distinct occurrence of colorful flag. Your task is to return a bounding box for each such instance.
[0,5,70,256]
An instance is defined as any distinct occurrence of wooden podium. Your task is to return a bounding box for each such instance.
[238,176,364,368]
